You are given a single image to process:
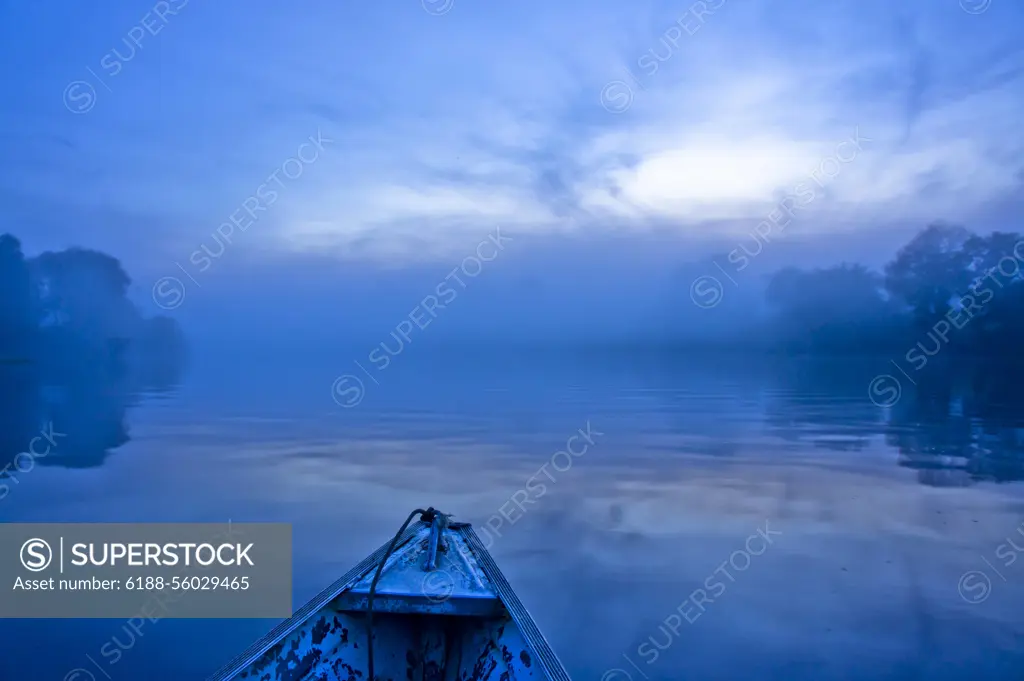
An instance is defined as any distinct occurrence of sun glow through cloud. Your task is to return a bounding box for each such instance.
[1,0,1022,264]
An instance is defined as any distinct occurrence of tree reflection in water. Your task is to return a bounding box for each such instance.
[0,233,185,477]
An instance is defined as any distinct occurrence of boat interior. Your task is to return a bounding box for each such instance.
[211,514,566,681]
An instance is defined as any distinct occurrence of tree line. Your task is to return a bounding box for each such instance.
[0,233,185,381]
[764,223,1024,356]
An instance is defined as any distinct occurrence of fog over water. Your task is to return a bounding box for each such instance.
[3,0,1024,679]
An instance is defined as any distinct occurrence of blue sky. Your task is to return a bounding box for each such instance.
[1,0,1023,342]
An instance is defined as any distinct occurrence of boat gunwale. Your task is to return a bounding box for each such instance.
[457,524,573,681]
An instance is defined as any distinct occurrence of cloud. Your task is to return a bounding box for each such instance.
[2,0,1023,266]
[260,0,1024,258]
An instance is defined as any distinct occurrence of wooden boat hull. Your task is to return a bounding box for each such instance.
[208,515,572,681]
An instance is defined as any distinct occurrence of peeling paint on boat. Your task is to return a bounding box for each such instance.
[210,518,571,681]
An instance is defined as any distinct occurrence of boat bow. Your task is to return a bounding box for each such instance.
[208,510,572,681]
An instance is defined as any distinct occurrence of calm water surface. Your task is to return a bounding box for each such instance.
[2,351,1024,680]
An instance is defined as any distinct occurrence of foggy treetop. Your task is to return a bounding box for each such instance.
[763,223,1024,355]
[0,233,185,374]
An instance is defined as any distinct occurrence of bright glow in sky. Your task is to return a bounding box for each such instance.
[1,0,1022,266]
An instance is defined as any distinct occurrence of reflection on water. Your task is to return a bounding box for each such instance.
[887,370,1024,488]
[1,351,1023,680]
[757,357,1024,487]
[0,360,179,477]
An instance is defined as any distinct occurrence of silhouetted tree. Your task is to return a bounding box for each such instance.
[0,235,38,360]
[32,248,142,363]
[0,233,186,472]
[958,231,1024,352]
[764,263,898,351]
[883,222,974,328]
[761,224,1024,357]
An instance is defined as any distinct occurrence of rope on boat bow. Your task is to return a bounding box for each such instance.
[366,507,442,681]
